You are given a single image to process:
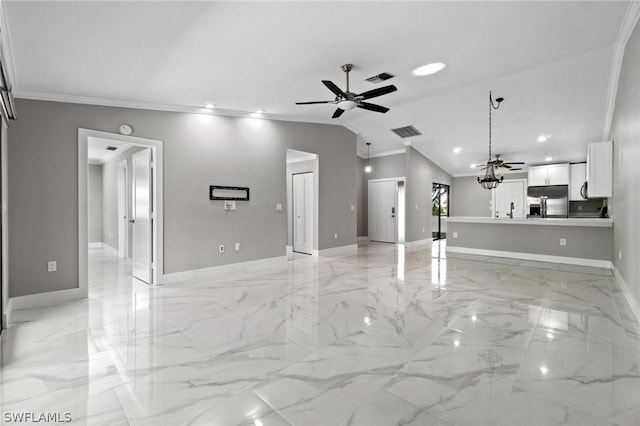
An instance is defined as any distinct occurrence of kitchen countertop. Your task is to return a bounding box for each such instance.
[446,216,613,228]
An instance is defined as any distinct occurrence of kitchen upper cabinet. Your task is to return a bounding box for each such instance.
[569,163,587,201]
[528,164,569,186]
[586,141,612,198]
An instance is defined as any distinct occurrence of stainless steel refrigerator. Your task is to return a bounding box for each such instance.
[527,185,569,218]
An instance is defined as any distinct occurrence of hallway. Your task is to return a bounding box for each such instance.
[1,243,638,425]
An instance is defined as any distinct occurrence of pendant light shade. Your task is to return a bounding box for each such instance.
[365,142,372,173]
[478,90,504,190]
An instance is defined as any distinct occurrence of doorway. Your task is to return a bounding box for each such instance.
[79,129,164,293]
[432,183,449,240]
[492,179,526,218]
[286,149,318,255]
[369,178,405,244]
[292,172,313,255]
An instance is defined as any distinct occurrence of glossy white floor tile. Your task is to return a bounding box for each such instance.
[1,242,639,425]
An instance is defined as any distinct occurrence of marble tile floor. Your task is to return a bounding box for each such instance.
[1,241,639,425]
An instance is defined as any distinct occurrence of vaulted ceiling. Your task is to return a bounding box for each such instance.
[2,1,633,175]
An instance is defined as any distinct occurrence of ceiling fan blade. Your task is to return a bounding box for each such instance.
[503,161,525,165]
[509,168,523,171]
[357,102,389,113]
[296,100,334,105]
[358,85,397,100]
[322,80,346,97]
[332,108,345,119]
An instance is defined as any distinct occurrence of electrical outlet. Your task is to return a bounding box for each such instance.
[276,203,283,211]
[350,204,355,211]
[219,245,225,253]
[235,243,240,251]
[334,233,338,239]
[415,204,418,210]
[560,238,567,246]
[422,227,425,233]
[453,232,458,239]
[47,261,57,272]
[619,250,622,260]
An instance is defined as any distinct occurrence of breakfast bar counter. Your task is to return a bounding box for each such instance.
[445,216,613,267]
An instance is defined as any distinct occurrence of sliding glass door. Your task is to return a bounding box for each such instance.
[431,183,449,240]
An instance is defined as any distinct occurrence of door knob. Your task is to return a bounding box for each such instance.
[129,219,135,223]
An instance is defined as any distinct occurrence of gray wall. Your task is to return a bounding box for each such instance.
[101,146,144,253]
[405,146,452,243]
[286,158,318,248]
[609,17,640,312]
[356,156,367,237]
[448,222,612,261]
[8,99,357,297]
[451,173,528,217]
[88,164,103,243]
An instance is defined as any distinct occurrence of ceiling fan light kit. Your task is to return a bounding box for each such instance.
[296,63,397,118]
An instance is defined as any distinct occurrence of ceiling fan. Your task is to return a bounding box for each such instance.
[478,154,524,171]
[296,64,397,118]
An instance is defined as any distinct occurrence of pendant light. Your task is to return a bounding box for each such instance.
[364,142,372,173]
[477,91,504,190]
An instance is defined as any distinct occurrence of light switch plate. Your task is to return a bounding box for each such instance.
[48,261,57,272]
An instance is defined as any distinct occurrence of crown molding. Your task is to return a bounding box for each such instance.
[13,89,347,127]
[603,1,640,139]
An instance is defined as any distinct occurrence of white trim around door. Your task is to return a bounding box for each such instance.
[79,128,165,293]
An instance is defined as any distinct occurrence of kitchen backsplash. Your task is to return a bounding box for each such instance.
[569,199,606,216]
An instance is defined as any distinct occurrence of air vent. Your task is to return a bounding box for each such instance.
[106,146,118,151]
[391,125,422,138]
[366,72,395,83]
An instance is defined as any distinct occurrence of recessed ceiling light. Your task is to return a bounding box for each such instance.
[255,109,265,114]
[453,147,462,154]
[545,156,553,161]
[204,103,215,109]
[470,163,477,168]
[537,135,551,143]
[412,62,447,77]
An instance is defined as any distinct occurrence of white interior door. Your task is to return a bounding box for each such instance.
[132,148,153,283]
[117,161,127,258]
[493,180,526,218]
[370,180,397,243]
[293,172,313,254]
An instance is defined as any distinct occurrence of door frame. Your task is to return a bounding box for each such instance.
[79,128,164,292]
[117,159,128,258]
[368,177,405,244]
[292,171,314,255]
[491,178,527,218]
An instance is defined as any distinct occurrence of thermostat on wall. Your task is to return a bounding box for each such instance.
[119,124,134,135]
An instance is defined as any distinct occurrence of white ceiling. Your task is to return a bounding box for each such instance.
[3,1,633,175]
[87,137,129,164]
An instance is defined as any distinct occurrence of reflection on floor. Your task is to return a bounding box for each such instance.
[1,242,639,425]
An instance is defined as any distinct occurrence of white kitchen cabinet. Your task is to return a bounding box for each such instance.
[569,163,587,201]
[586,141,612,198]
[527,163,569,186]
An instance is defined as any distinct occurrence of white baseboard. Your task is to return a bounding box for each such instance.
[317,244,358,257]
[88,242,102,248]
[161,255,288,284]
[404,238,433,248]
[102,243,118,255]
[612,265,640,324]
[286,245,293,254]
[2,298,11,328]
[357,236,369,242]
[446,246,613,269]
[8,287,87,316]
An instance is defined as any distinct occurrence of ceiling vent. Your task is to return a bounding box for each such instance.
[366,72,395,83]
[391,125,422,138]
[106,146,118,151]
